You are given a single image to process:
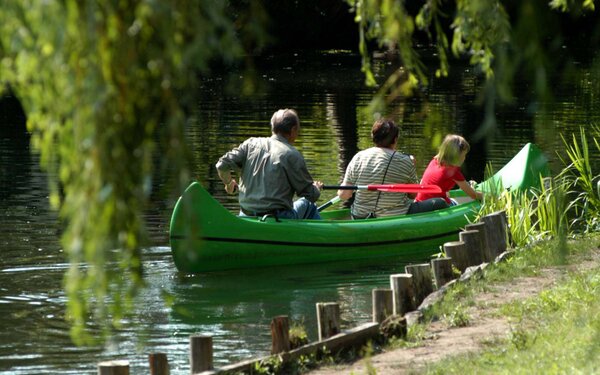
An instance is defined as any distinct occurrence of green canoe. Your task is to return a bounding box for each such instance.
[169,143,549,273]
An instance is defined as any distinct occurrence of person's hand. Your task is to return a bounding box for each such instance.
[468,181,483,200]
[313,180,324,191]
[225,179,238,195]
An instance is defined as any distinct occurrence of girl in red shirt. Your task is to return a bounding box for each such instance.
[411,135,482,212]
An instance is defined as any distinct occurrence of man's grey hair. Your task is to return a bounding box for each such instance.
[271,109,299,135]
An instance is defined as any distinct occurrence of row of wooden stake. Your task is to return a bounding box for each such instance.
[98,210,509,375]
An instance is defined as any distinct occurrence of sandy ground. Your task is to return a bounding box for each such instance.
[306,249,600,375]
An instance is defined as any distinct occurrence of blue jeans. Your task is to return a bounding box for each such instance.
[407,198,449,214]
[281,197,321,219]
[239,197,321,219]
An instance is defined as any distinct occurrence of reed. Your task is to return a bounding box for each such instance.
[557,125,600,233]
[478,179,567,248]
[475,164,507,219]
[532,177,569,238]
[475,164,539,247]
[504,190,539,247]
[476,125,598,246]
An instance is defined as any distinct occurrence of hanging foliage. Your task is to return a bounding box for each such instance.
[346,0,596,130]
[0,0,598,346]
[0,0,267,344]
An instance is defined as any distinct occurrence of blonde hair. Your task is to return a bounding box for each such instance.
[435,134,470,166]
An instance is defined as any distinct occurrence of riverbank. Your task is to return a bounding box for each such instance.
[306,232,600,374]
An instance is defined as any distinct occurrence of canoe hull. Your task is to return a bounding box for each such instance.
[170,143,549,273]
[170,200,478,272]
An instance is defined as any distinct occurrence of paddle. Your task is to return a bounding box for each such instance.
[323,184,442,194]
[317,184,442,212]
[317,196,341,212]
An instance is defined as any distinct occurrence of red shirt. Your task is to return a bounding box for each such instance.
[415,158,465,204]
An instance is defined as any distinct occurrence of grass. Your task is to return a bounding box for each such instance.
[422,232,600,374]
[423,282,475,325]
[387,323,428,349]
[289,319,309,349]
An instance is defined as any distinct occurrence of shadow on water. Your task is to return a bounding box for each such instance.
[170,255,414,325]
[0,93,29,202]
[165,254,414,368]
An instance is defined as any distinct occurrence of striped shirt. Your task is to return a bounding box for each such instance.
[342,147,418,218]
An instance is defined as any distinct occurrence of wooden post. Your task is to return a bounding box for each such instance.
[443,241,469,272]
[98,360,129,375]
[465,221,493,262]
[190,335,213,374]
[405,263,433,307]
[459,230,484,266]
[496,210,511,247]
[148,353,169,375]
[390,273,414,315]
[316,302,341,341]
[431,257,454,289]
[372,288,393,323]
[270,315,291,354]
[482,210,508,257]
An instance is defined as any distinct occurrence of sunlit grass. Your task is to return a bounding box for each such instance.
[419,232,598,324]
[387,323,428,349]
[420,232,600,374]
[289,319,309,349]
[424,261,600,373]
[422,282,475,326]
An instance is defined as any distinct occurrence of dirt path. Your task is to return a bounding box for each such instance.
[306,255,597,375]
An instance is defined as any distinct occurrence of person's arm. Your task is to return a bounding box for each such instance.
[216,169,238,194]
[287,153,322,202]
[404,154,419,199]
[455,179,483,200]
[337,156,357,200]
[215,141,247,194]
[337,183,354,200]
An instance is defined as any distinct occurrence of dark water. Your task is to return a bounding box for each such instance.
[1,50,599,374]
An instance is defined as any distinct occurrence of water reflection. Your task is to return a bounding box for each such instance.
[0,50,599,374]
[167,256,408,367]
[0,94,29,202]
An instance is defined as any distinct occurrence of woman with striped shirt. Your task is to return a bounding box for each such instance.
[337,119,417,219]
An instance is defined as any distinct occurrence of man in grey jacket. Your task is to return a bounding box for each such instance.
[216,108,323,219]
